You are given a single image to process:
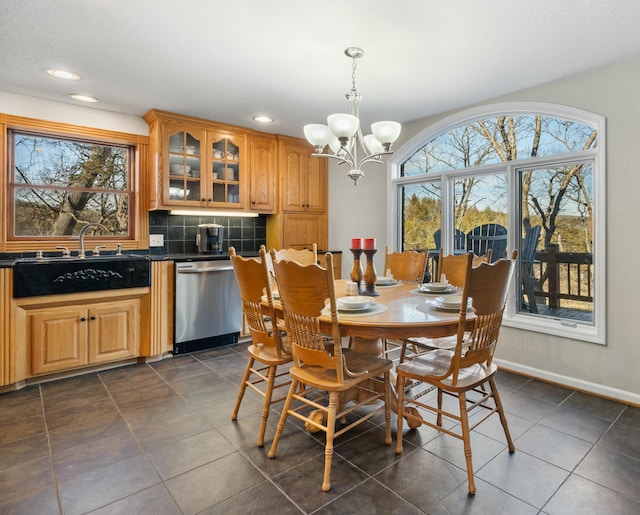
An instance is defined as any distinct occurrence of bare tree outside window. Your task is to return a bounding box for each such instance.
[11,132,132,238]
[398,113,597,325]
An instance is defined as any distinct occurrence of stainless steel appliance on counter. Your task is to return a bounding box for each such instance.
[174,259,241,354]
[196,223,224,254]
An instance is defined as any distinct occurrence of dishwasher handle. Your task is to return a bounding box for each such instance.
[177,265,234,273]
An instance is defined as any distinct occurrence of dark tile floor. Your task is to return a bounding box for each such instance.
[1,342,638,514]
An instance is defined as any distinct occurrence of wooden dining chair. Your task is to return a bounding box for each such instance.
[261,243,318,288]
[436,248,492,285]
[381,246,429,359]
[383,246,428,284]
[272,243,318,266]
[400,249,493,361]
[267,250,392,492]
[395,250,518,495]
[229,247,293,447]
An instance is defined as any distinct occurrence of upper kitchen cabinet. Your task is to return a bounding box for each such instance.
[145,110,248,211]
[278,135,327,213]
[248,134,277,213]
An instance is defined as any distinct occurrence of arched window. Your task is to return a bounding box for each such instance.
[389,103,605,344]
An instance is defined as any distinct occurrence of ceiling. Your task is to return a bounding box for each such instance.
[2,0,640,138]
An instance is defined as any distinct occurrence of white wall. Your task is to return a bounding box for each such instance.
[328,58,640,402]
[0,92,148,135]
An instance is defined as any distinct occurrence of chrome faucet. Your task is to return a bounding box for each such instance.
[78,223,108,258]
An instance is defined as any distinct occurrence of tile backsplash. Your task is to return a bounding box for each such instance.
[148,211,267,255]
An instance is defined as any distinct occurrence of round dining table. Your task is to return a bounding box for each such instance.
[263,278,473,427]
[325,279,471,356]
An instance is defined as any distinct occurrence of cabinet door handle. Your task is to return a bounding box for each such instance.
[90,316,97,320]
[80,317,87,322]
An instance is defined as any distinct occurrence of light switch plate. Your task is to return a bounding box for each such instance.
[149,234,164,247]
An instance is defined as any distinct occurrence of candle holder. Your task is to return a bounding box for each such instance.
[362,249,380,296]
[350,248,363,293]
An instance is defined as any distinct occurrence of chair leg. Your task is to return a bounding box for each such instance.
[458,392,476,495]
[384,371,392,445]
[395,373,405,454]
[489,377,515,453]
[232,357,254,421]
[257,364,276,447]
[436,388,443,426]
[268,379,297,459]
[322,392,338,492]
[399,341,408,363]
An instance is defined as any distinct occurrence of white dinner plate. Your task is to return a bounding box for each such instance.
[338,303,378,312]
[375,277,397,286]
[435,294,464,308]
[337,296,377,311]
[418,284,458,294]
[422,282,450,291]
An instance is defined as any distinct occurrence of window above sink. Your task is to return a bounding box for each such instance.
[0,113,149,254]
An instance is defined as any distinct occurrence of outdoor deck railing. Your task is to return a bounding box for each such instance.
[426,244,593,311]
[530,244,593,308]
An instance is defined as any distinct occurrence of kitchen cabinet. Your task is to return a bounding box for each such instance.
[148,260,174,356]
[248,134,277,213]
[145,110,248,211]
[30,299,139,375]
[0,268,10,386]
[9,288,149,384]
[266,212,327,251]
[266,135,329,251]
[278,135,327,213]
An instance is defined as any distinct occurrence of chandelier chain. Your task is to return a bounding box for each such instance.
[351,55,358,93]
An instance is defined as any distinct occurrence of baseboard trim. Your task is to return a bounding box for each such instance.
[494,358,640,407]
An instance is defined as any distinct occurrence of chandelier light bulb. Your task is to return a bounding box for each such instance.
[371,121,402,148]
[363,134,385,155]
[327,113,359,140]
[303,124,333,152]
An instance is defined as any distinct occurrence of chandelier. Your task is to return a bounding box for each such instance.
[303,47,401,185]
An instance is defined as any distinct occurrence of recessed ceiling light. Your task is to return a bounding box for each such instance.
[69,94,98,103]
[253,115,273,123]
[45,68,81,80]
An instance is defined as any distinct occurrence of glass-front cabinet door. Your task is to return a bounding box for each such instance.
[162,125,246,208]
[206,131,246,208]
[165,126,204,205]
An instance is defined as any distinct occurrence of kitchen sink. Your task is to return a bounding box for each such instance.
[13,255,151,298]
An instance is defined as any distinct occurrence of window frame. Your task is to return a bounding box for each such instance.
[388,102,606,344]
[1,113,149,254]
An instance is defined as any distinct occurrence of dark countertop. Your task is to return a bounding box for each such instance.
[0,249,342,267]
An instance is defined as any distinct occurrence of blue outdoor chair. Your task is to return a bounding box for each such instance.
[466,224,507,262]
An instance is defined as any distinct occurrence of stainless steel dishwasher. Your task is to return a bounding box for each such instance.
[174,259,242,354]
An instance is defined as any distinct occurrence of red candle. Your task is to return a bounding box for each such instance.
[363,237,376,250]
[351,238,363,249]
